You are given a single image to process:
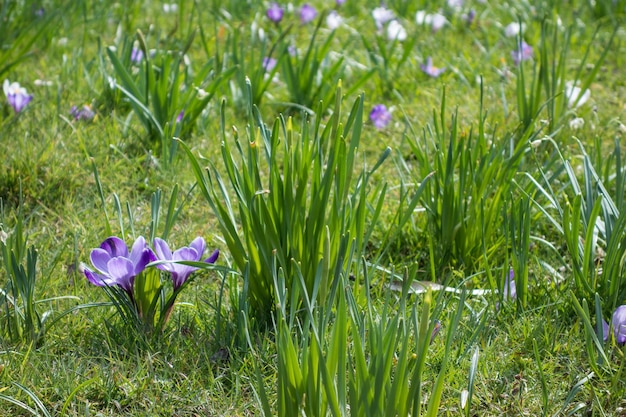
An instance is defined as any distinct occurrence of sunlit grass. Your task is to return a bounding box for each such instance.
[1,0,626,415]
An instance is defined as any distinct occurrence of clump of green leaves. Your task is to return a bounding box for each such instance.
[182,81,390,325]
[105,31,234,164]
[0,199,78,345]
[403,86,526,271]
[252,260,466,417]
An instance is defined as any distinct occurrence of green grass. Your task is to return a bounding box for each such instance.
[1,0,626,415]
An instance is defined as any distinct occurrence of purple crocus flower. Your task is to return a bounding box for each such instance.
[262,57,277,72]
[464,9,476,25]
[130,47,144,65]
[267,3,284,23]
[336,0,346,5]
[512,41,533,65]
[300,3,317,24]
[420,57,446,78]
[613,305,626,344]
[503,268,517,301]
[370,104,392,129]
[84,236,156,296]
[3,80,33,113]
[70,104,95,121]
[176,110,184,123]
[153,237,219,290]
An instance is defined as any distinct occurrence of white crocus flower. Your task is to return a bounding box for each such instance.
[565,82,590,108]
[387,20,407,41]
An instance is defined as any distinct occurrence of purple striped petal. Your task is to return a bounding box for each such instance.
[133,248,156,276]
[154,237,173,260]
[204,249,219,264]
[189,237,206,260]
[84,268,115,287]
[129,236,148,264]
[90,248,112,273]
[173,247,198,262]
[100,236,128,257]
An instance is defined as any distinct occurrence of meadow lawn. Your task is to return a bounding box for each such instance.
[1,0,626,415]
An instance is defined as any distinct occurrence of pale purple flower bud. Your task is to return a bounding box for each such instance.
[267,3,284,23]
[131,47,144,65]
[512,41,533,65]
[176,110,184,123]
[370,104,391,129]
[503,268,517,301]
[336,0,346,5]
[421,57,446,78]
[300,3,317,24]
[262,57,277,72]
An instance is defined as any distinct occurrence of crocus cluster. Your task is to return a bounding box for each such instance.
[84,236,219,295]
[3,80,33,113]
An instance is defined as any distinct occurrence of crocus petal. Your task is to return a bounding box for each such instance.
[133,248,157,276]
[613,306,626,344]
[90,248,112,273]
[107,257,135,292]
[189,237,206,260]
[100,236,128,258]
[129,236,148,264]
[204,249,220,264]
[84,268,115,287]
[173,247,199,262]
[154,237,173,261]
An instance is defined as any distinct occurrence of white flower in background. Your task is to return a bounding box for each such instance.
[416,11,447,32]
[326,11,343,30]
[373,6,395,29]
[505,22,524,37]
[569,117,585,130]
[387,20,407,41]
[447,0,464,10]
[163,3,178,13]
[416,10,430,25]
[565,82,590,108]
[431,13,447,31]
[34,79,53,86]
